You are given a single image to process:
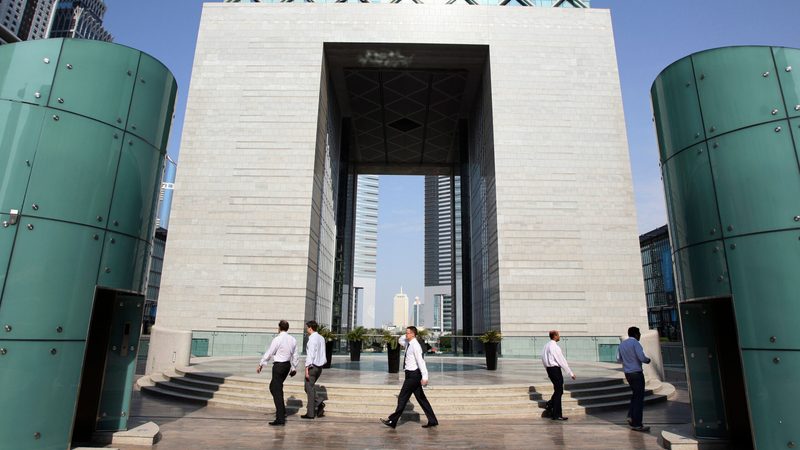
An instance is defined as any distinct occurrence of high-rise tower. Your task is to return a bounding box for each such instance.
[353,175,379,328]
[0,0,56,43]
[48,0,112,42]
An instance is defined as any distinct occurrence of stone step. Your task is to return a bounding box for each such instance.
[151,377,540,408]
[530,382,632,397]
[164,372,534,400]
[532,389,656,407]
[138,368,676,419]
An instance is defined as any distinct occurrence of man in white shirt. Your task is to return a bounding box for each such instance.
[541,330,576,421]
[301,320,327,419]
[381,326,438,429]
[257,320,299,426]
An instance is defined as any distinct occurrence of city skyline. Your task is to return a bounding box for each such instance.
[101,0,800,328]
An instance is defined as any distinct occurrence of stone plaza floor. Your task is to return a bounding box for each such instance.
[107,356,692,449]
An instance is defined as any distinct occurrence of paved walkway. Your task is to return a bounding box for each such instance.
[96,356,693,449]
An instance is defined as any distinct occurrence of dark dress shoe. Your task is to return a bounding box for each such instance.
[380,418,396,429]
[268,420,285,426]
[630,425,650,432]
[300,414,315,419]
[422,422,438,428]
[551,416,568,421]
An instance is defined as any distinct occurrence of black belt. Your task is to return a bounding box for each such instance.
[274,361,290,365]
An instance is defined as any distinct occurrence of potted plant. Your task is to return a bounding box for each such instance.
[346,326,368,361]
[318,325,336,369]
[479,330,502,371]
[382,330,402,373]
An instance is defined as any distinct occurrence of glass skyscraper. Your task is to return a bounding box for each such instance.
[353,175,379,328]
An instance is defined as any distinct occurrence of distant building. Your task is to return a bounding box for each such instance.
[412,296,422,327]
[424,175,461,334]
[0,0,56,43]
[143,227,167,334]
[48,0,112,42]
[392,288,409,329]
[639,225,679,341]
[353,175,379,328]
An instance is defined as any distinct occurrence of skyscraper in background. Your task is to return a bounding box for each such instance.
[48,0,112,42]
[0,0,56,43]
[423,175,461,334]
[353,175,379,328]
[392,288,409,329]
[412,296,422,327]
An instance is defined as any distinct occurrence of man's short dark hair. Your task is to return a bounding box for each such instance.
[406,326,418,336]
[279,320,289,332]
[628,326,640,338]
[306,320,318,331]
[549,330,559,340]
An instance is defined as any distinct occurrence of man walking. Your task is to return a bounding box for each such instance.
[617,326,651,432]
[381,326,438,429]
[301,320,327,419]
[257,320,299,426]
[541,330,576,421]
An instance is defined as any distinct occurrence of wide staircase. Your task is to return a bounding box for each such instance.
[137,366,675,419]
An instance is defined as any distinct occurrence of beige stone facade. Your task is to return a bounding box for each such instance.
[151,3,646,369]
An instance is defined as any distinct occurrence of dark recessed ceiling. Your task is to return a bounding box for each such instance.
[326,43,488,175]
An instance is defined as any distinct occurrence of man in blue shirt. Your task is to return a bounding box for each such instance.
[617,326,651,432]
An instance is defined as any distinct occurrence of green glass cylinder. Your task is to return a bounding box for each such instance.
[0,38,176,449]
[653,46,800,449]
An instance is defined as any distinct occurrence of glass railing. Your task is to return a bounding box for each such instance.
[187,331,619,362]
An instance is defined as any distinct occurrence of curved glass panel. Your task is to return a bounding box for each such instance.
[709,120,800,237]
[0,340,85,450]
[0,39,61,105]
[742,350,800,450]
[693,46,784,138]
[0,101,45,213]
[674,240,729,301]
[0,219,103,340]
[127,53,177,150]
[773,47,800,119]
[22,111,122,227]
[651,57,705,160]
[662,143,720,249]
[48,39,138,128]
[108,134,162,240]
[726,230,800,349]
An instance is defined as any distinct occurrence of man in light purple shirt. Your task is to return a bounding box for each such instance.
[541,330,576,421]
[257,320,299,426]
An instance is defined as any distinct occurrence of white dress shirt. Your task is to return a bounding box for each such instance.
[399,335,429,381]
[541,339,573,377]
[305,331,327,367]
[259,331,299,370]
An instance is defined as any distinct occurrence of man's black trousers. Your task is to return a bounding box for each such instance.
[270,361,291,422]
[388,369,438,424]
[546,366,564,419]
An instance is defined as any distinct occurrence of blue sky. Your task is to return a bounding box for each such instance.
[105,0,800,326]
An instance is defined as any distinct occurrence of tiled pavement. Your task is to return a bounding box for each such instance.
[104,357,692,449]
[114,387,690,450]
